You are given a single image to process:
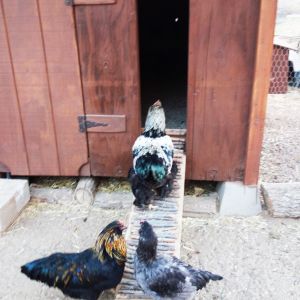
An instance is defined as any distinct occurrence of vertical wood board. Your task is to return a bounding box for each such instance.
[0,2,29,174]
[2,0,60,175]
[38,0,89,175]
[244,0,277,185]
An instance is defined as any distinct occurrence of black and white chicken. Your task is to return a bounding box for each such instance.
[134,221,223,300]
[128,100,177,207]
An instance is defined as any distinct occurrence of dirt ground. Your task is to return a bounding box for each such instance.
[182,216,300,300]
[0,189,131,300]
[0,185,299,300]
[259,90,300,183]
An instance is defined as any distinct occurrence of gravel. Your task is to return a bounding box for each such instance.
[259,90,300,183]
[1,187,299,300]
[0,190,131,300]
[181,214,300,300]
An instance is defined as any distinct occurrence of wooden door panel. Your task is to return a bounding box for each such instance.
[38,0,89,176]
[187,0,260,181]
[2,0,60,175]
[0,4,28,174]
[75,0,140,176]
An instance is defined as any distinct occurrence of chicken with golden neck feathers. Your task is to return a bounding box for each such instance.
[21,220,127,300]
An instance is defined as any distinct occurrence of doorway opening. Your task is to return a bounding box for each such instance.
[138,0,189,129]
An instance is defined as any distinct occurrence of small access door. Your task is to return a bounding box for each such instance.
[72,0,140,176]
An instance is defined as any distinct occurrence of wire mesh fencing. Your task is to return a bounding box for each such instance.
[269,45,300,94]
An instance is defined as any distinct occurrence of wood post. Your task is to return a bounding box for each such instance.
[244,0,277,185]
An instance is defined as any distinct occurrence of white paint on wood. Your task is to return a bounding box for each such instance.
[0,179,30,232]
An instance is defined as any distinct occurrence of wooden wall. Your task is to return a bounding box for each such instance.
[0,0,89,176]
[0,0,276,183]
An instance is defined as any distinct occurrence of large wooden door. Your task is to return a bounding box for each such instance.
[74,0,140,177]
[0,0,89,176]
[186,0,275,182]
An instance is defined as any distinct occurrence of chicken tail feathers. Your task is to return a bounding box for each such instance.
[21,253,68,287]
[21,259,50,282]
[193,270,223,290]
[208,272,223,281]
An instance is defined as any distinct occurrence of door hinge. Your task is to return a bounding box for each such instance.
[64,0,117,5]
[78,116,109,133]
[64,0,74,5]
[78,114,126,133]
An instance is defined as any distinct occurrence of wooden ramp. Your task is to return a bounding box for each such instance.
[116,148,186,299]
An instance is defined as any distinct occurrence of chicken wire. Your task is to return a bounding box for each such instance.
[269,45,300,94]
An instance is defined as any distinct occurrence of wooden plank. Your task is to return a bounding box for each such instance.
[2,0,60,175]
[244,0,277,185]
[116,150,186,299]
[75,0,140,177]
[186,0,260,181]
[38,0,89,176]
[0,2,28,175]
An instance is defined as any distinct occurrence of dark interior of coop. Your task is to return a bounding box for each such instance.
[138,0,189,129]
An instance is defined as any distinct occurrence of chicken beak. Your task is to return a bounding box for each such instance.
[152,100,162,107]
[121,224,127,231]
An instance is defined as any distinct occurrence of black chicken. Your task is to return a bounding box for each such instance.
[21,220,127,300]
[128,100,177,207]
[135,221,223,299]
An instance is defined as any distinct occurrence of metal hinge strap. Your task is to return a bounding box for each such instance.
[64,0,74,5]
[78,116,109,133]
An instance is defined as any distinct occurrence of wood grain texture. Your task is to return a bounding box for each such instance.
[0,2,29,174]
[244,0,277,185]
[38,0,89,175]
[2,0,59,175]
[186,0,260,181]
[75,0,140,176]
